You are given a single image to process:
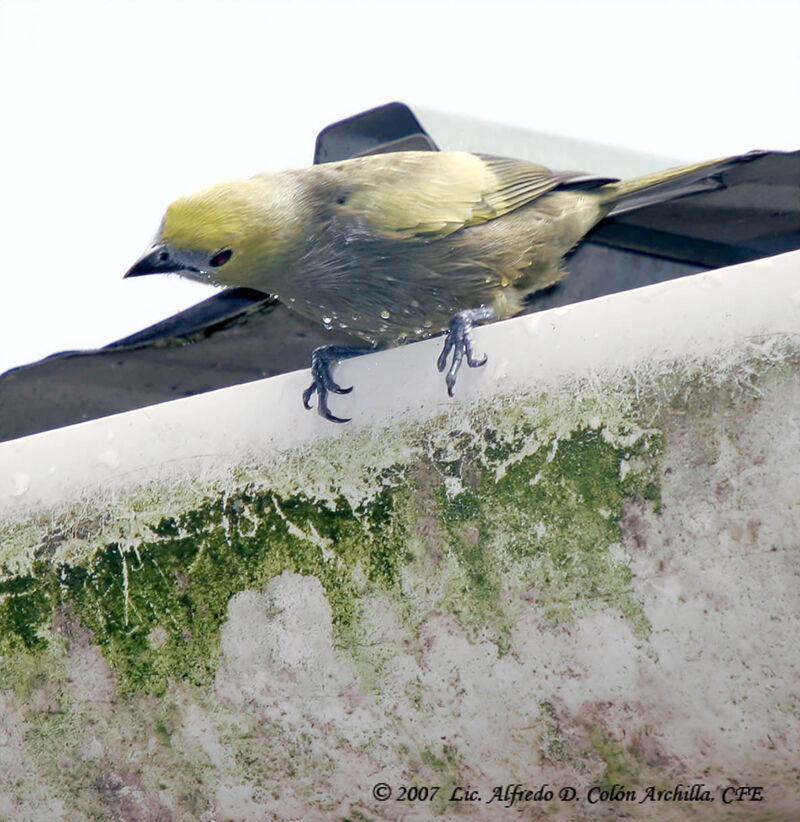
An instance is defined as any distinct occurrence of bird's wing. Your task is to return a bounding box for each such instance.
[336,151,573,239]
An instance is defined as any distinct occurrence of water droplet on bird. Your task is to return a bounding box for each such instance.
[338,322,348,329]
[322,316,333,327]
[380,310,391,319]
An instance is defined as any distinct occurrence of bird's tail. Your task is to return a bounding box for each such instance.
[599,151,764,217]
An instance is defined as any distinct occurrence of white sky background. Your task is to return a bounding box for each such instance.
[0,0,798,376]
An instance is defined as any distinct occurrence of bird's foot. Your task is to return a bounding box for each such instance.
[303,345,373,423]
[437,307,495,396]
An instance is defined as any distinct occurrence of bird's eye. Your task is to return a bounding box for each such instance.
[209,249,233,267]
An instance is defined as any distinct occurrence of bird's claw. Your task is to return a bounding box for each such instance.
[303,345,372,423]
[437,307,495,396]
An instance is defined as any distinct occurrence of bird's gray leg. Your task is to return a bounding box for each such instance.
[303,345,374,423]
[437,307,495,396]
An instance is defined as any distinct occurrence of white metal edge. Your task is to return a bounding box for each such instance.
[1,250,798,516]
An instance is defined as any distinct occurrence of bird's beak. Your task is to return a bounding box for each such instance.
[124,245,182,278]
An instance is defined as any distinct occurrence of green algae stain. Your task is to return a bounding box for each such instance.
[0,467,411,696]
[538,700,568,764]
[433,424,661,640]
[588,727,645,791]
[0,405,662,695]
[86,480,408,695]
[418,744,466,814]
[0,565,53,651]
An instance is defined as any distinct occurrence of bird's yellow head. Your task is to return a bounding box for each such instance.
[125,175,297,289]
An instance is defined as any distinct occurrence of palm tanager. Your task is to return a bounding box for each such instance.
[125,149,759,422]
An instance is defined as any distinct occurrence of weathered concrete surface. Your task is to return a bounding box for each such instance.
[1,255,799,820]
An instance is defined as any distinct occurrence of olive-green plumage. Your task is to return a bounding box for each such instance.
[128,149,752,345]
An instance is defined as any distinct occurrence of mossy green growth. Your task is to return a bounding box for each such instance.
[433,424,661,640]
[420,745,461,774]
[0,564,53,651]
[417,744,466,814]
[0,469,408,696]
[588,727,645,791]
[0,401,661,696]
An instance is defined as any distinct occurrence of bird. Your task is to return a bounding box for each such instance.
[125,149,760,422]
